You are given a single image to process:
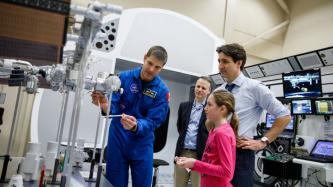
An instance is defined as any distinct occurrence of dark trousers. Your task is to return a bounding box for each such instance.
[231,148,255,187]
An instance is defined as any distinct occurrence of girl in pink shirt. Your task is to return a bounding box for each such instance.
[176,90,239,187]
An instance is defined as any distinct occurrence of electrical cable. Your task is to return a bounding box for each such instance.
[305,169,320,186]
[316,171,329,187]
[292,179,299,186]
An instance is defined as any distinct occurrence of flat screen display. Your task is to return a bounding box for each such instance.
[314,99,333,115]
[265,113,294,131]
[311,141,333,157]
[282,69,322,98]
[291,99,313,115]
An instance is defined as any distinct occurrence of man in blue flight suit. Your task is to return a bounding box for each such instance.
[91,46,170,187]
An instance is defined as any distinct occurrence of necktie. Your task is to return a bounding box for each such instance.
[193,103,203,112]
[225,83,235,92]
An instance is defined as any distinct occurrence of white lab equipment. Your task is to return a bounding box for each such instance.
[293,158,333,186]
[72,139,88,168]
[84,72,121,93]
[295,135,318,153]
[8,174,23,187]
[44,141,58,176]
[20,142,42,181]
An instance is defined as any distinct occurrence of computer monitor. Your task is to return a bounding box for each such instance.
[265,113,295,131]
[314,98,333,115]
[282,69,322,98]
[311,140,333,158]
[291,99,314,115]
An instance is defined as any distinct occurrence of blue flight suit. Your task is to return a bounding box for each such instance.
[105,67,169,187]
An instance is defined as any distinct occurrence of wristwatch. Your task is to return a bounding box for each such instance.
[260,136,270,146]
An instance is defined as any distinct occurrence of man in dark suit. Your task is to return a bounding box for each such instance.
[174,76,211,187]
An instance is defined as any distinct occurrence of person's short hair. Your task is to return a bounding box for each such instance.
[198,76,212,92]
[146,46,168,65]
[216,43,247,70]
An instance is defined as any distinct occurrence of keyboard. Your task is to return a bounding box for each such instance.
[295,155,333,163]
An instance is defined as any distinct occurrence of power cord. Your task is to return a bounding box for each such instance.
[305,169,320,186]
[316,171,329,187]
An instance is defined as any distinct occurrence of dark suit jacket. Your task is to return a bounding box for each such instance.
[174,100,208,160]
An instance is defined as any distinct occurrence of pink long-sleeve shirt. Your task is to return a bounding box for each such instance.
[192,123,236,187]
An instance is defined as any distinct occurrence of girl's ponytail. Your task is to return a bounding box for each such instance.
[230,112,239,137]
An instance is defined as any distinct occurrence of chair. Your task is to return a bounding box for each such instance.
[152,107,170,187]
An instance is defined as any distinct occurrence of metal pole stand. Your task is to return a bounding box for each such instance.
[0,155,10,183]
[85,159,96,182]
[47,158,61,185]
[85,109,102,182]
[94,76,122,187]
[60,175,66,187]
[0,86,22,183]
[95,94,112,187]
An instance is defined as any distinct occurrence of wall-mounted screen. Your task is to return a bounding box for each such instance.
[282,69,322,98]
[314,98,333,115]
[291,99,314,115]
[318,48,333,66]
[259,59,293,76]
[265,113,295,131]
[296,52,323,69]
[244,66,264,78]
[210,73,225,85]
[288,56,302,71]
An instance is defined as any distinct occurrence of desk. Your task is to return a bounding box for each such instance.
[293,158,333,186]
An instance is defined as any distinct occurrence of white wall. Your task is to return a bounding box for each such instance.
[74,0,227,39]
[0,86,34,157]
[36,89,104,153]
[117,9,220,76]
[72,0,333,67]
[231,0,287,62]
[153,80,191,179]
[283,0,333,56]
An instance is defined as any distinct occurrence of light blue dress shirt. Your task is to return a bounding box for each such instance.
[216,73,290,138]
[183,100,205,150]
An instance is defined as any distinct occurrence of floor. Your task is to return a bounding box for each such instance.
[129,173,268,187]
